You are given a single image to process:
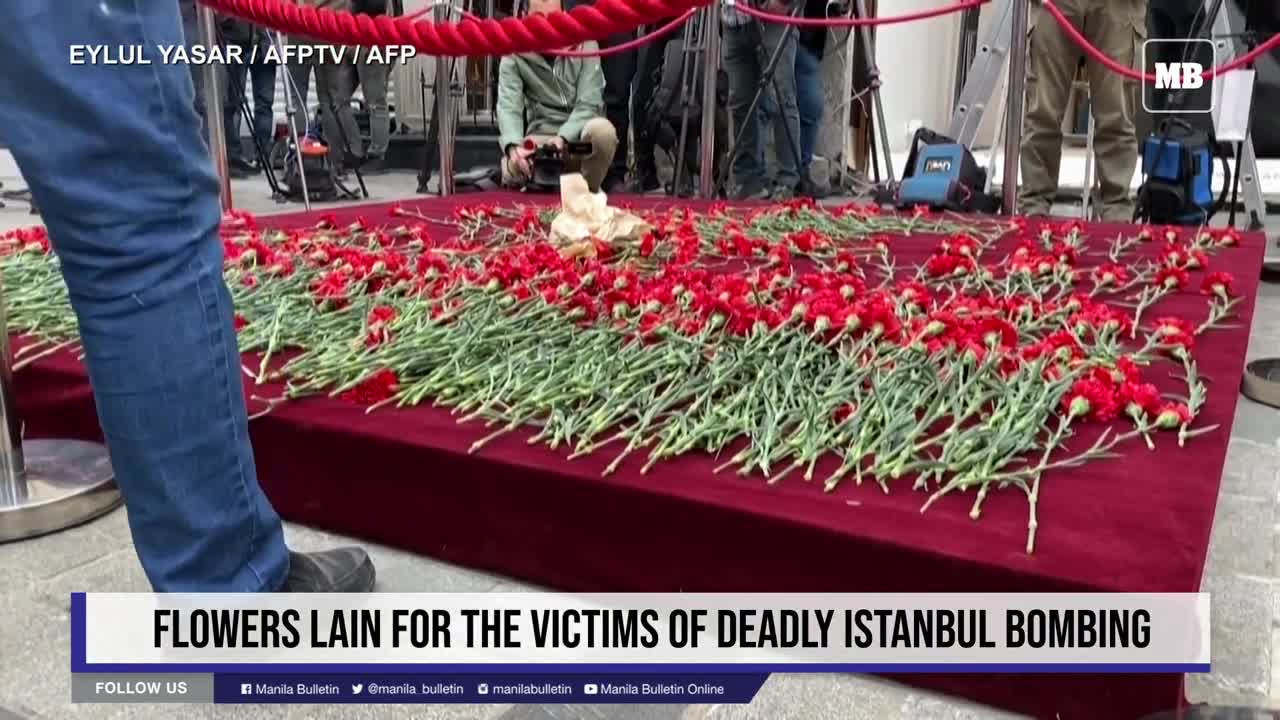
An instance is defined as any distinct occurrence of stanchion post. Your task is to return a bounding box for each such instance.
[1001,0,1029,215]
[698,3,721,199]
[198,5,233,212]
[0,278,120,542]
[0,283,25,503]
[434,3,456,197]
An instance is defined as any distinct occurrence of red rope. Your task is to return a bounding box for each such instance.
[731,0,988,28]
[551,10,695,58]
[1041,0,1280,83]
[199,0,710,57]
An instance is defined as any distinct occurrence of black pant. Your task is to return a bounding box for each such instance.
[630,21,675,182]
[600,32,637,184]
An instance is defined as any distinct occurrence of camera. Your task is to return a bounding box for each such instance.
[523,139,593,192]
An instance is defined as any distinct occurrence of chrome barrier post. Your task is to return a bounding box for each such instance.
[434,3,456,197]
[0,280,120,542]
[1001,0,1029,215]
[698,3,721,198]
[198,4,234,211]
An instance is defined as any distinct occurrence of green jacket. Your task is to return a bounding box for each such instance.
[496,46,605,151]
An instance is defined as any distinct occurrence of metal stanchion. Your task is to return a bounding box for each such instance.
[0,284,119,543]
[698,3,721,198]
[198,5,233,211]
[434,3,456,197]
[1001,0,1029,215]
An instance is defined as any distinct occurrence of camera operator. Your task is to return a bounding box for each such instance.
[221,20,277,176]
[285,0,364,173]
[722,0,805,201]
[795,0,831,195]
[497,0,619,193]
[1021,0,1147,221]
[353,0,393,174]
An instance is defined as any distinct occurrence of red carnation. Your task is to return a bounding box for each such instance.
[1154,266,1190,290]
[1063,378,1119,422]
[233,314,248,332]
[1152,316,1195,353]
[1091,263,1130,286]
[1154,402,1194,430]
[340,369,399,405]
[1119,382,1161,419]
[1201,271,1235,298]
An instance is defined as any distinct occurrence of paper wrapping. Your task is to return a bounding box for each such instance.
[549,173,653,258]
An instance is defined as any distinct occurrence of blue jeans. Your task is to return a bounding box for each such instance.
[795,44,824,171]
[224,33,278,163]
[0,0,289,592]
[722,20,802,189]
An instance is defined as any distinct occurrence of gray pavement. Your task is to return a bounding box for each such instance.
[2,151,1280,719]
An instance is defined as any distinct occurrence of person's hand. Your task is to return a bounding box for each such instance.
[507,142,533,176]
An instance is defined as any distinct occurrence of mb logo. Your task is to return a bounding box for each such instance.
[1142,39,1216,114]
[1154,62,1204,90]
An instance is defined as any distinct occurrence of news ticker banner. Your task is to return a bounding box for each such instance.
[73,592,1209,675]
[74,673,771,704]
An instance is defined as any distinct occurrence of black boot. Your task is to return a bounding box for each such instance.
[282,547,376,592]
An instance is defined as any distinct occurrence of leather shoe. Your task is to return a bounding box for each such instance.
[282,547,376,592]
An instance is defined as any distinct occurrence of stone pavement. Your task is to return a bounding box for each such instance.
[1,152,1279,719]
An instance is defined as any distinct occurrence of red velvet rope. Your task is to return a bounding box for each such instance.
[198,0,711,57]
[1041,0,1280,83]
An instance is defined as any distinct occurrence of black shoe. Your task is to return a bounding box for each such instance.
[228,157,258,175]
[361,156,390,175]
[602,175,627,194]
[730,180,770,201]
[625,175,661,194]
[770,184,796,201]
[282,547,376,592]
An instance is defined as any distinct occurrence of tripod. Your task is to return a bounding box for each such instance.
[713,5,808,199]
[218,26,288,202]
[275,30,313,209]
[1208,0,1265,232]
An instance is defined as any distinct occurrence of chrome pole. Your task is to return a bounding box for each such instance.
[698,3,721,198]
[0,276,120,542]
[1001,0,1029,215]
[198,4,233,211]
[434,3,456,196]
[275,31,313,211]
[853,0,893,185]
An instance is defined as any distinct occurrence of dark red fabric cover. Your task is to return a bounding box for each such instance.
[14,194,1266,719]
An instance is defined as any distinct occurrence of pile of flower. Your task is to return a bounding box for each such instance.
[0,200,1245,553]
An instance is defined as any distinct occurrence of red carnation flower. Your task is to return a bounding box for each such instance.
[1154,402,1194,430]
[1063,378,1119,422]
[1119,381,1161,419]
[233,314,248,332]
[1201,271,1235,298]
[1154,266,1190,290]
[1091,263,1130,286]
[340,369,399,405]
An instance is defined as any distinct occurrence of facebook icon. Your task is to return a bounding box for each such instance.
[1143,39,1216,114]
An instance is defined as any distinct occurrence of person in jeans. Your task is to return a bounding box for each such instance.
[795,0,828,191]
[721,0,804,200]
[223,21,278,175]
[287,0,364,172]
[0,0,374,593]
[354,0,393,174]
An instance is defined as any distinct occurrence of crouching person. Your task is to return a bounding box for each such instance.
[496,0,618,193]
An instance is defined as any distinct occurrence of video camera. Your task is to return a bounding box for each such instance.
[523,138,593,192]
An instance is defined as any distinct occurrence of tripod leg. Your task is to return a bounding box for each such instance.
[275,32,311,210]
[852,0,894,185]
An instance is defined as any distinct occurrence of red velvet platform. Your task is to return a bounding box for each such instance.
[13,193,1267,719]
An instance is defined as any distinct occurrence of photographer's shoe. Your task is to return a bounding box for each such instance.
[361,155,390,175]
[729,181,770,201]
[282,547,376,593]
[625,175,661,194]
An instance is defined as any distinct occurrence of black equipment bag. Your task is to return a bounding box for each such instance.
[282,145,345,202]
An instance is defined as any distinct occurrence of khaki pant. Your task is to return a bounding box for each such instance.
[1019,0,1147,221]
[501,117,618,193]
